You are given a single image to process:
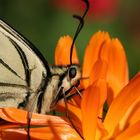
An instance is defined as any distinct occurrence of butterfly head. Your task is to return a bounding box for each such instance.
[49,64,81,110]
[62,64,81,91]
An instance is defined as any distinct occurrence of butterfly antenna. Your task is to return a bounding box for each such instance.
[70,0,89,65]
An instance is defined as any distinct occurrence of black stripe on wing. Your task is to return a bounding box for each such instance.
[0,92,22,101]
[0,58,23,80]
[0,82,33,108]
[8,37,31,87]
[0,82,30,90]
[37,72,49,113]
[0,19,51,111]
[0,19,51,77]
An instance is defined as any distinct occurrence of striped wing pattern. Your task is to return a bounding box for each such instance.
[0,19,50,109]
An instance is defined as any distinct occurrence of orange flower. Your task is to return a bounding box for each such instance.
[55,31,140,139]
[55,31,128,109]
[63,72,140,140]
[1,31,140,140]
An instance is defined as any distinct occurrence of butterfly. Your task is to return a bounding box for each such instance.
[0,18,83,114]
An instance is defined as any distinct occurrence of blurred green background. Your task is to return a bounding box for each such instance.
[0,0,140,78]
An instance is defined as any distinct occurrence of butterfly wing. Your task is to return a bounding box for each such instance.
[0,19,50,109]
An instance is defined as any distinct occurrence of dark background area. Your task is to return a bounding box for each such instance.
[0,0,140,78]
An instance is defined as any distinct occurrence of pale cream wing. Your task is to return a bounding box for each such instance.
[0,19,50,108]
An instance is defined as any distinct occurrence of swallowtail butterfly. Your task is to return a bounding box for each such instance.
[0,18,82,113]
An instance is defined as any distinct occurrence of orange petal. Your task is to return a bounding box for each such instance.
[82,56,108,89]
[126,102,140,127]
[55,36,79,65]
[116,120,140,140]
[82,31,110,87]
[104,73,140,138]
[0,108,68,125]
[125,135,140,140]
[56,99,82,122]
[84,77,107,118]
[95,120,108,140]
[81,79,106,140]
[97,79,107,117]
[0,121,20,129]
[0,109,82,139]
[89,59,107,86]
[1,129,27,140]
[1,124,81,140]
[30,124,81,140]
[101,39,129,104]
[82,59,107,116]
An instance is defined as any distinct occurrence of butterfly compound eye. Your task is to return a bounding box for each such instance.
[69,67,77,79]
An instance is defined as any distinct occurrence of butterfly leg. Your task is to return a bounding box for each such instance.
[27,111,31,140]
[26,91,42,140]
[62,88,84,140]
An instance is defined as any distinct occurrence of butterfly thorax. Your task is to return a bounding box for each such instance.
[23,64,81,114]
